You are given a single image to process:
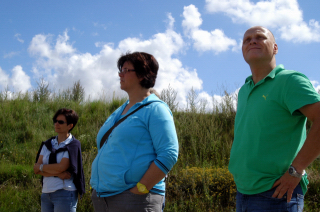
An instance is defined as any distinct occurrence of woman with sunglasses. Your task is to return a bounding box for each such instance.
[34,108,85,212]
[90,52,179,212]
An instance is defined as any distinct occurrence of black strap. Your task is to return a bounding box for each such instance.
[100,102,153,149]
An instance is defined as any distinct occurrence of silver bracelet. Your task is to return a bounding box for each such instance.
[40,164,43,172]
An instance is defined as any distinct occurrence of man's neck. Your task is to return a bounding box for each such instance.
[249,60,276,84]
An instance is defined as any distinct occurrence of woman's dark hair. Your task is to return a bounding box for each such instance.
[52,108,79,132]
[117,52,159,89]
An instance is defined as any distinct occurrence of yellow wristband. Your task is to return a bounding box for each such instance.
[137,182,149,194]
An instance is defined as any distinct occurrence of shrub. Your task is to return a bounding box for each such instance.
[304,169,320,211]
[166,166,236,211]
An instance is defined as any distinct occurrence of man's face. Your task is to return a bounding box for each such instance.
[242,27,278,64]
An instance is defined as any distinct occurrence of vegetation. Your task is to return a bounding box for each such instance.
[0,83,319,212]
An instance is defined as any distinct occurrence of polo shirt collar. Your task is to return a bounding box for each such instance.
[245,64,285,84]
[52,134,73,147]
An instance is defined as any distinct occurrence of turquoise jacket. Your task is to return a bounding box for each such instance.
[90,94,179,197]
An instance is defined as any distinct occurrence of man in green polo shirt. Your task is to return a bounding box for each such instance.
[228,26,320,211]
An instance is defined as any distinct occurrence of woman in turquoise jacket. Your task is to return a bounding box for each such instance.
[90,52,179,212]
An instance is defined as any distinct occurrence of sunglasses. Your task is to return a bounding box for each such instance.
[118,68,135,75]
[53,119,67,125]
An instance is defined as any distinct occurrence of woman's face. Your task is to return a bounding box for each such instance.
[54,114,72,134]
[119,61,142,92]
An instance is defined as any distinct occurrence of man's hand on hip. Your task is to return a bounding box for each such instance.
[271,172,301,202]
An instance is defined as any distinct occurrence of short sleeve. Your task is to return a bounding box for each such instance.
[40,145,48,156]
[284,73,320,115]
[62,150,70,159]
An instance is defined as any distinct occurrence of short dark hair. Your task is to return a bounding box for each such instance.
[52,108,79,132]
[117,52,159,89]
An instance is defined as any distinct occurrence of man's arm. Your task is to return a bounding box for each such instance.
[272,101,320,202]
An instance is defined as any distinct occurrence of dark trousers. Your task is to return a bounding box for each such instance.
[91,189,164,212]
[236,184,304,212]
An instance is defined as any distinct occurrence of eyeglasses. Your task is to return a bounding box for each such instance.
[53,119,67,125]
[118,68,135,75]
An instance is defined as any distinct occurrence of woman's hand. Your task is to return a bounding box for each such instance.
[57,171,72,180]
[34,155,43,175]
[129,186,146,195]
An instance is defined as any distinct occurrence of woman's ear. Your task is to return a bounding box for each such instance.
[68,124,74,131]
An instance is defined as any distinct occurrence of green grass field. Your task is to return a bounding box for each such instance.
[0,86,319,212]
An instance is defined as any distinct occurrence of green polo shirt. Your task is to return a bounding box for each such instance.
[229,64,320,195]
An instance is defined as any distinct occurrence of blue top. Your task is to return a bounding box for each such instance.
[40,134,77,193]
[90,94,179,197]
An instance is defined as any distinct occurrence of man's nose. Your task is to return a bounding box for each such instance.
[250,38,257,45]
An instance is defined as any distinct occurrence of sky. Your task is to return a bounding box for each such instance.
[1,0,320,110]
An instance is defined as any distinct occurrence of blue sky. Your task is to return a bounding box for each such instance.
[1,0,319,109]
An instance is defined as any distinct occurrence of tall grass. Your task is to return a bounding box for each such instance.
[0,85,319,212]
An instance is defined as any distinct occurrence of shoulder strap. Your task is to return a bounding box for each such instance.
[100,102,153,149]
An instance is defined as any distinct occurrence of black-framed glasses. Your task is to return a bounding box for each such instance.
[53,119,67,125]
[118,68,135,75]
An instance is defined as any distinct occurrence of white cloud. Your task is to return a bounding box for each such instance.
[55,30,75,55]
[311,80,320,93]
[3,51,20,59]
[0,67,9,90]
[165,13,175,29]
[182,5,237,53]
[0,66,31,93]
[29,34,54,58]
[15,33,24,43]
[279,19,320,42]
[72,27,84,35]
[93,22,107,30]
[232,39,243,52]
[27,15,205,107]
[205,0,320,43]
[182,5,203,31]
[10,66,32,92]
[29,33,121,100]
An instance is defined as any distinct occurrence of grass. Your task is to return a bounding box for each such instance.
[0,88,319,212]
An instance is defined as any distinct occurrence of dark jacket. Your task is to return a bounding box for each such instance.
[35,136,85,198]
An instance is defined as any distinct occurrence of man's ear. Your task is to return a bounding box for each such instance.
[273,43,278,55]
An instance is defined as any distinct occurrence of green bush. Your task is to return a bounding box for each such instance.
[304,169,320,211]
[166,167,236,211]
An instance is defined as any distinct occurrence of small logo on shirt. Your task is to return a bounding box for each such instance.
[262,95,268,100]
